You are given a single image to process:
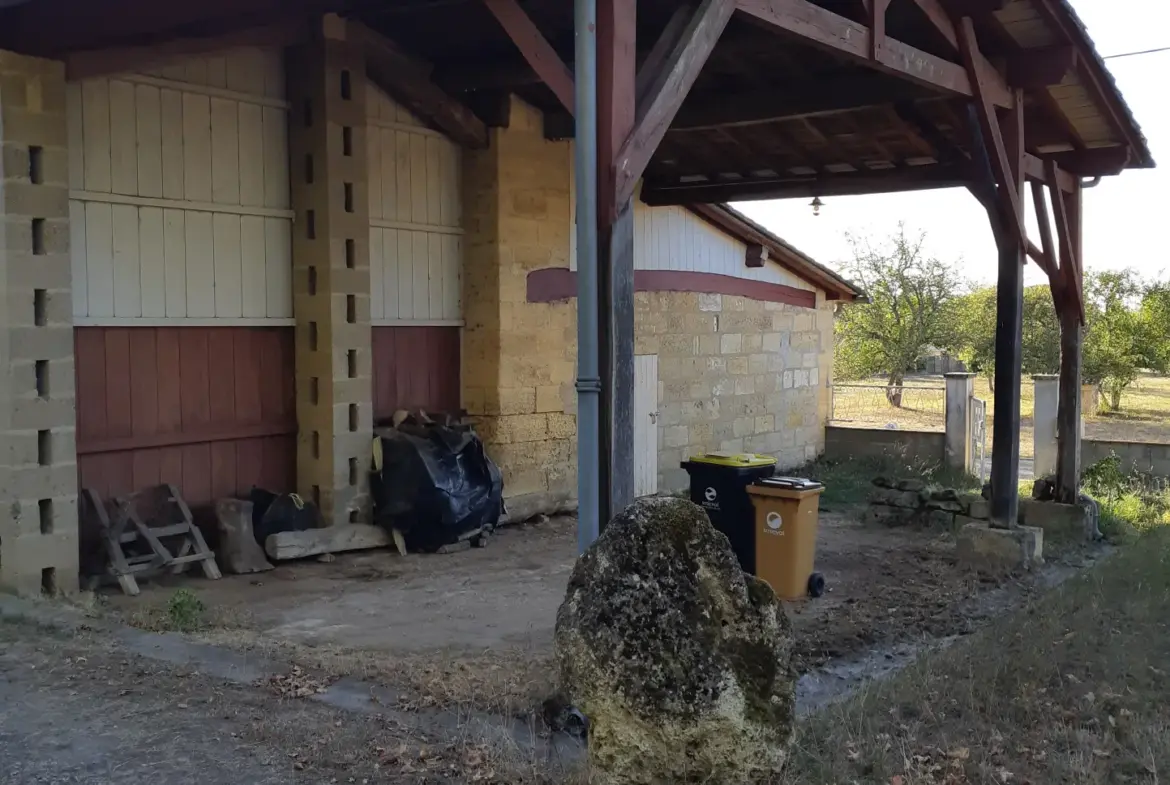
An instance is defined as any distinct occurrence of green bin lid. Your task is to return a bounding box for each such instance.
[687,452,777,468]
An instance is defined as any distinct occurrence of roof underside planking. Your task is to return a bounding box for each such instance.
[0,0,1151,207]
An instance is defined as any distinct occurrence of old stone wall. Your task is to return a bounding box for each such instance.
[638,290,834,492]
[461,98,576,518]
[823,424,947,466]
[1081,438,1170,479]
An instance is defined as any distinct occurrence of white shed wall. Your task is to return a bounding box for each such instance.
[366,85,463,326]
[68,47,293,325]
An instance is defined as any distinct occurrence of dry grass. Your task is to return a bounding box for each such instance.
[832,373,1170,461]
[779,528,1170,784]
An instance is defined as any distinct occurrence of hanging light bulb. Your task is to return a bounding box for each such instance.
[810,196,824,217]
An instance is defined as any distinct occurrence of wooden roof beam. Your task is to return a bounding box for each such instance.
[1048,159,1085,322]
[958,17,1025,250]
[614,0,735,206]
[1029,180,1060,284]
[351,21,489,149]
[482,0,575,115]
[1006,45,1077,89]
[671,76,926,131]
[641,164,971,204]
[735,0,1013,107]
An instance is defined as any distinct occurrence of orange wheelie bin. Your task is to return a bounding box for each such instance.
[746,476,825,600]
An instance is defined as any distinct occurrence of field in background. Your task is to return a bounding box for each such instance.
[831,373,1170,459]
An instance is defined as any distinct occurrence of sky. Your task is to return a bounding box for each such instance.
[732,0,1170,287]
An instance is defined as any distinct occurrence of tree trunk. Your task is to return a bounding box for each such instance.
[1109,386,1122,412]
[886,372,904,408]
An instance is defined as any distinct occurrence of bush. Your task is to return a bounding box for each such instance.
[1082,453,1170,539]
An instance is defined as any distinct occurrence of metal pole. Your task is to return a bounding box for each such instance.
[574,0,601,554]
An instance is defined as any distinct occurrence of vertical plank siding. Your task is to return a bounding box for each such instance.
[67,47,293,323]
[568,160,815,292]
[366,84,463,324]
[75,326,297,507]
[371,327,462,421]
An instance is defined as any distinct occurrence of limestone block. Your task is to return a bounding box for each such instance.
[869,489,922,508]
[1017,498,1092,541]
[556,498,794,785]
[956,523,1043,572]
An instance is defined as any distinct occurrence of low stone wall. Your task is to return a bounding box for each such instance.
[824,426,946,465]
[865,477,1092,541]
[1082,439,1170,478]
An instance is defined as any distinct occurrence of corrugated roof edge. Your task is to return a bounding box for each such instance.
[686,203,867,302]
[1050,0,1154,169]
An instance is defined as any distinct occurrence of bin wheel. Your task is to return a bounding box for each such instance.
[807,572,826,598]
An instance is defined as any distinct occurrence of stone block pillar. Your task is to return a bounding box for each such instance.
[944,372,975,473]
[286,17,373,526]
[1033,374,1059,478]
[0,52,79,595]
[462,97,576,518]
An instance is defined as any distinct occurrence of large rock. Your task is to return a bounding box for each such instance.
[554,497,794,785]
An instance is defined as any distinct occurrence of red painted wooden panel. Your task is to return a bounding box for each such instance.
[371,326,461,422]
[75,326,297,510]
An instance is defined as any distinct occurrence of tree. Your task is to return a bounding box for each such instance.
[834,226,964,405]
[1140,281,1170,373]
[946,284,1060,391]
[1082,270,1151,411]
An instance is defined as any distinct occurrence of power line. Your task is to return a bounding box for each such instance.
[1103,45,1170,59]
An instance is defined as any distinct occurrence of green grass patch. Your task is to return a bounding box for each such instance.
[794,455,981,508]
[781,527,1170,784]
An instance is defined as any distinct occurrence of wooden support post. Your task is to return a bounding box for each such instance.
[1055,181,1084,503]
[597,0,637,523]
[988,88,1026,529]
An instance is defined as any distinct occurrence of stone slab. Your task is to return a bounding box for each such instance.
[956,523,1043,572]
[265,524,391,561]
[1017,498,1092,541]
[868,489,922,508]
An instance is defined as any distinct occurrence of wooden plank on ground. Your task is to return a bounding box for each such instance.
[265,524,392,561]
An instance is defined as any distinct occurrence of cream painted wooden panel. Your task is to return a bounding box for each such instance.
[366,85,463,324]
[568,196,816,292]
[68,47,293,324]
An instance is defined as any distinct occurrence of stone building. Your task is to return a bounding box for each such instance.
[0,30,861,595]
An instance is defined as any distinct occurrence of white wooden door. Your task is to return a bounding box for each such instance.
[634,354,659,497]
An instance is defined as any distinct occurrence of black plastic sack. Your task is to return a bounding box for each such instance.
[371,422,504,552]
[249,487,318,548]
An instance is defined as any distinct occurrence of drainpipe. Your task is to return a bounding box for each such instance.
[574,0,601,554]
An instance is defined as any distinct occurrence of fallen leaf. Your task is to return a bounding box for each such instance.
[949,747,970,760]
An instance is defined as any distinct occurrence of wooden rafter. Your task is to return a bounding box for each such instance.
[735,0,1012,107]
[1029,180,1061,290]
[1006,45,1077,88]
[868,0,891,60]
[351,22,488,149]
[613,0,734,206]
[482,0,575,115]
[909,0,1011,100]
[641,163,972,204]
[957,18,1025,250]
[636,2,692,110]
[1047,159,1085,323]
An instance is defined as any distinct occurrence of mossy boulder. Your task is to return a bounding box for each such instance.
[554,497,795,785]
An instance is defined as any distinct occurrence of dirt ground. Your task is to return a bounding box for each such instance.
[99,509,1076,716]
[0,618,556,784]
